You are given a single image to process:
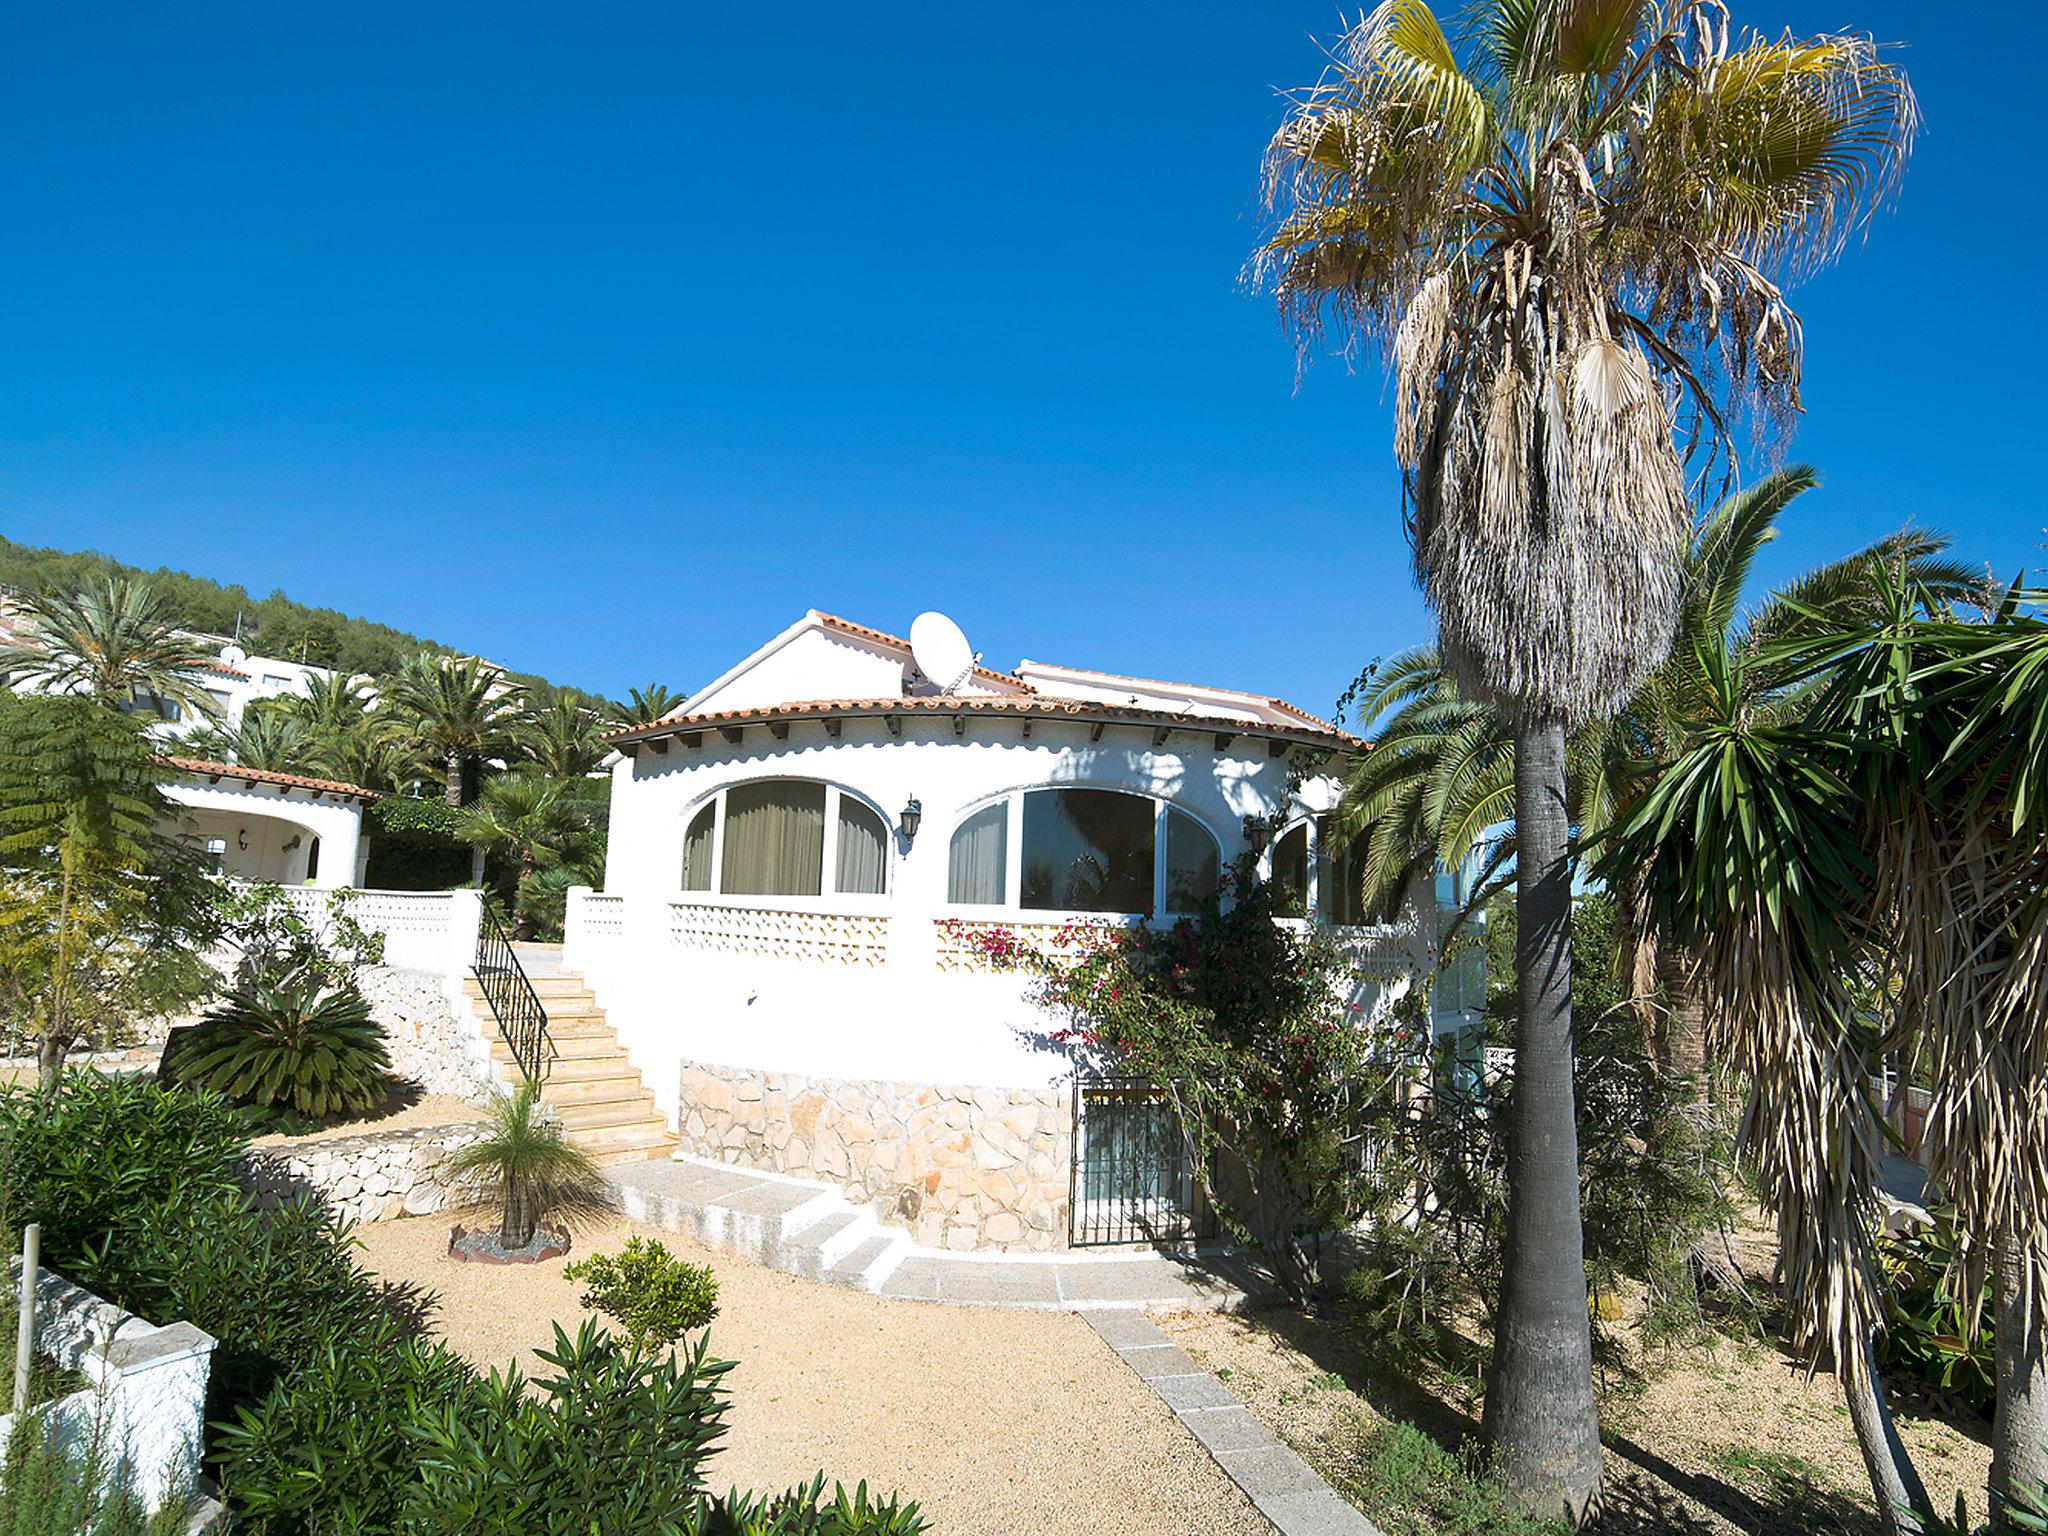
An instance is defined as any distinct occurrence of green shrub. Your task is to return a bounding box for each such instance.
[0,1073,388,1425]
[699,1476,926,1535]
[0,1418,194,1536]
[564,1237,719,1351]
[1877,1212,1997,1420]
[214,1318,471,1535]
[171,975,392,1118]
[1348,1422,1568,1536]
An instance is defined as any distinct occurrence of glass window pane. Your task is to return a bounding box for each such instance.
[1021,789,1154,915]
[1318,814,1368,925]
[681,804,715,891]
[947,801,1008,905]
[835,796,888,895]
[1272,823,1309,916]
[720,780,826,897]
[1164,808,1219,911]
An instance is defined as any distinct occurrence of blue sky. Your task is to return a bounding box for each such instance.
[2,3,2038,712]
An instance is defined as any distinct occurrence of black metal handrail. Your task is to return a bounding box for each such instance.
[473,906,552,1084]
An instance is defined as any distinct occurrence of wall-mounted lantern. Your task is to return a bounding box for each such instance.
[899,797,923,842]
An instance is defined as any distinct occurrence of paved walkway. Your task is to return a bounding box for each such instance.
[1087,1311,1383,1536]
[608,1154,1277,1311]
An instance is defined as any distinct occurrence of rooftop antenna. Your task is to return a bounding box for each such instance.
[909,611,977,695]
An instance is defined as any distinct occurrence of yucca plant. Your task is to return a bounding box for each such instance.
[444,1079,613,1249]
[173,972,392,1118]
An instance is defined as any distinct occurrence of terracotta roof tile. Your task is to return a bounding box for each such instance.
[160,756,382,801]
[603,696,1360,751]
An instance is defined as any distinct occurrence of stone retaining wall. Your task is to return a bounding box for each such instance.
[244,1121,483,1226]
[355,966,499,1102]
[677,1062,1073,1252]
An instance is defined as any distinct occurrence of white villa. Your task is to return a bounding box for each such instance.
[554,610,1479,1252]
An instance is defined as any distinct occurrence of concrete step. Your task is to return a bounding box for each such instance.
[493,1034,627,1062]
[780,1210,863,1283]
[577,1125,678,1164]
[540,1076,656,1108]
[525,1055,641,1084]
[822,1234,905,1293]
[551,1098,661,1132]
[586,1139,679,1168]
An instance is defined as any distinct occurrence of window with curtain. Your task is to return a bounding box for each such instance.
[681,803,715,891]
[1164,808,1220,911]
[835,796,887,894]
[1021,789,1154,915]
[1317,814,1369,926]
[720,780,826,897]
[947,801,1008,905]
[1272,822,1310,916]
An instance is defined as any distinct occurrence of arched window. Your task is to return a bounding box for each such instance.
[944,790,1221,916]
[678,780,889,899]
[1271,822,1310,916]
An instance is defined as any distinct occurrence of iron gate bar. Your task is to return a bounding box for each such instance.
[1068,1075,1215,1247]
[473,905,554,1084]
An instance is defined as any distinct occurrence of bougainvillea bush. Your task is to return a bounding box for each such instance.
[959,864,1383,1300]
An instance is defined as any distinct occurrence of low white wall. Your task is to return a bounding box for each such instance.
[2,1260,215,1516]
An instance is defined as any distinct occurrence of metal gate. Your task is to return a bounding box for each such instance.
[1068,1077,1215,1246]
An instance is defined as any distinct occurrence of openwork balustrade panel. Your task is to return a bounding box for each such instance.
[667,902,889,967]
[931,919,1094,973]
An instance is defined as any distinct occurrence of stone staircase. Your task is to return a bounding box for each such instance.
[459,972,676,1167]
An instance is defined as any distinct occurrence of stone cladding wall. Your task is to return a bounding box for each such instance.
[243,1122,483,1226]
[676,1061,1073,1252]
[354,966,498,1101]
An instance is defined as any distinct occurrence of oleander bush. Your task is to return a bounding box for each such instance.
[170,973,393,1119]
[564,1237,719,1352]
[0,1072,387,1421]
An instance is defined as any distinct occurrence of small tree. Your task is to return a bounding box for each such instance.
[564,1237,719,1352]
[0,696,218,1080]
[444,1080,613,1249]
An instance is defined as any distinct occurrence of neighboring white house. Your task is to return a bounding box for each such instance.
[563,610,1479,1253]
[166,642,348,738]
[158,756,377,888]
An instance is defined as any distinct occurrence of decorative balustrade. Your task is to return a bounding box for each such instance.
[220,881,475,977]
[931,917,1114,973]
[667,900,889,967]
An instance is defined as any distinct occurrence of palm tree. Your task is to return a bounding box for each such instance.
[1256,6,1914,1514]
[179,702,319,776]
[455,772,601,939]
[620,683,680,726]
[519,691,610,779]
[444,1079,612,1249]
[378,654,526,808]
[1599,577,2041,1529]
[0,576,221,720]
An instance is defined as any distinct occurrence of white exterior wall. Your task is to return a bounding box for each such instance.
[162,779,364,889]
[579,715,1420,1123]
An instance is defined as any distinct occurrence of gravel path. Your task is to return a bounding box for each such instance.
[355,1214,1271,1536]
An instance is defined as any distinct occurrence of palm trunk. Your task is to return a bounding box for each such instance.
[500,1180,536,1250]
[1482,718,1603,1523]
[1842,1331,1934,1534]
[1992,1231,2048,1524]
[444,747,464,808]
[512,849,538,942]
[1655,941,1712,1131]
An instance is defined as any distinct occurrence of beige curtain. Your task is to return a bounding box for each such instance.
[682,804,715,891]
[836,798,887,894]
[947,802,1008,904]
[720,781,825,897]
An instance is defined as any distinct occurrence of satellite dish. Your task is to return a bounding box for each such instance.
[909,611,976,695]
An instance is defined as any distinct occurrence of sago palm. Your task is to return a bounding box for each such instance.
[1256,4,1915,1514]
[174,973,392,1118]
[378,654,526,808]
[0,576,221,720]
